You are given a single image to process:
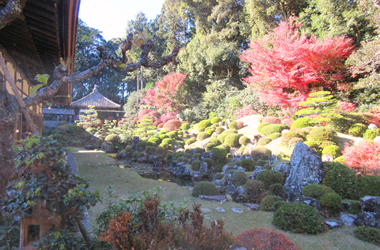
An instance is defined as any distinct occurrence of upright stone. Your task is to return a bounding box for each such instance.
[283,142,323,201]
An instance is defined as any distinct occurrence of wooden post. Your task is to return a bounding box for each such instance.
[0,53,37,133]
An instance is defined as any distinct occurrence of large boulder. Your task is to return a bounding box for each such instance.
[360,196,380,213]
[168,162,191,178]
[354,212,380,229]
[283,142,323,201]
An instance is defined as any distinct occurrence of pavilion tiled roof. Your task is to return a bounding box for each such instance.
[70,85,121,109]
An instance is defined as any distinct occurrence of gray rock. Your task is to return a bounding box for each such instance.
[295,196,322,212]
[222,164,244,174]
[198,195,227,203]
[271,163,290,176]
[231,208,244,213]
[230,244,247,250]
[251,134,263,147]
[131,136,140,150]
[241,203,260,211]
[244,143,255,156]
[340,213,357,226]
[368,123,378,129]
[100,142,113,153]
[199,162,208,177]
[268,154,278,164]
[249,166,264,179]
[325,220,344,229]
[226,184,238,195]
[215,207,226,212]
[360,196,380,213]
[237,186,245,195]
[168,162,191,178]
[230,147,241,157]
[354,212,380,228]
[223,172,233,186]
[283,142,323,201]
[200,208,212,213]
[214,179,221,185]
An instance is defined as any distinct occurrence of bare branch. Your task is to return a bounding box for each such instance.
[0,0,28,30]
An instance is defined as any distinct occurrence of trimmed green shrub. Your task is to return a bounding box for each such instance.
[136,140,147,150]
[363,128,380,139]
[269,183,284,197]
[273,201,286,211]
[216,127,225,133]
[322,162,358,199]
[268,133,282,140]
[159,134,169,140]
[230,171,248,186]
[333,156,345,164]
[205,143,216,152]
[257,122,270,133]
[244,180,266,203]
[195,148,204,154]
[302,184,333,200]
[192,181,220,197]
[206,129,215,136]
[239,136,251,146]
[308,127,337,143]
[260,124,289,137]
[320,192,342,215]
[217,133,228,144]
[291,117,315,129]
[191,160,202,171]
[224,134,240,148]
[281,131,304,146]
[167,131,177,139]
[208,138,221,146]
[326,114,367,134]
[68,124,84,134]
[348,123,367,137]
[197,132,209,141]
[354,226,380,246]
[357,175,380,197]
[181,123,190,130]
[198,127,205,132]
[211,117,222,124]
[257,137,272,146]
[192,153,201,159]
[159,143,171,150]
[165,153,173,160]
[174,152,185,160]
[148,137,161,145]
[303,141,320,154]
[204,158,215,168]
[197,119,212,131]
[211,146,228,162]
[105,134,119,143]
[260,195,283,211]
[348,201,362,214]
[185,137,197,145]
[251,147,272,160]
[256,170,284,189]
[240,159,255,171]
[288,137,304,148]
[321,145,342,158]
[272,202,325,234]
[228,121,238,130]
[162,138,175,145]
[319,141,337,148]
[213,172,224,181]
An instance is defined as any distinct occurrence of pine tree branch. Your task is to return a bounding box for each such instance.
[0,0,28,30]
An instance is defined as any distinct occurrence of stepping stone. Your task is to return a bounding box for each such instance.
[198,195,226,203]
[215,207,225,212]
[231,208,244,213]
[325,220,344,229]
[200,208,212,213]
[241,203,260,211]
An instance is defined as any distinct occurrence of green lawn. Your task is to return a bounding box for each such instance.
[76,149,379,250]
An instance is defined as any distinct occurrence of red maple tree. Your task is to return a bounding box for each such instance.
[240,17,354,108]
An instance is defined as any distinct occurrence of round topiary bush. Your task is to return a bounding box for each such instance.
[206,128,215,136]
[198,127,205,132]
[162,138,175,145]
[320,192,342,215]
[191,160,202,171]
[281,130,304,146]
[251,147,272,161]
[321,145,342,158]
[185,137,197,145]
[257,122,270,133]
[304,141,320,154]
[272,202,325,234]
[203,158,215,168]
[163,120,181,131]
[302,184,333,200]
[235,228,300,250]
[167,131,178,139]
[269,183,284,197]
[322,162,358,199]
[224,134,240,148]
[105,134,119,143]
[256,170,284,189]
[257,137,272,146]
[237,121,244,129]
[273,201,287,211]
[240,159,255,171]
[228,121,238,130]
[68,124,84,134]
[308,127,337,143]
[261,124,289,137]
[211,146,228,163]
[211,117,222,124]
[357,175,380,197]
[288,137,304,148]
[239,136,251,146]
[208,138,221,146]
[197,132,210,141]
[260,195,284,211]
[216,127,225,133]
[192,153,201,159]
[192,181,220,197]
[348,201,361,214]
[319,140,337,148]
[197,119,212,132]
[159,134,169,140]
[136,140,147,150]
[213,172,224,181]
[363,128,380,139]
[348,123,367,137]
[205,143,216,152]
[244,180,266,203]
[181,122,190,130]
[262,117,281,124]
[229,171,248,186]
[268,132,282,140]
[354,226,380,247]
[291,117,315,129]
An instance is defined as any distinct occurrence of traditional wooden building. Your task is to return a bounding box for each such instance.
[71,85,121,111]
[0,0,80,140]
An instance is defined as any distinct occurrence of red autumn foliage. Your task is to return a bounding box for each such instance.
[283,118,293,127]
[163,120,181,131]
[337,102,356,113]
[138,109,154,120]
[160,111,179,124]
[157,123,164,129]
[263,117,282,124]
[235,228,300,250]
[143,72,187,110]
[240,17,354,108]
[235,105,257,119]
[237,121,244,129]
[343,140,380,175]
